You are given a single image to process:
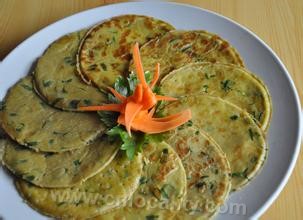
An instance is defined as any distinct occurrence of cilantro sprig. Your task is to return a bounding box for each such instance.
[98,71,161,160]
[106,126,147,160]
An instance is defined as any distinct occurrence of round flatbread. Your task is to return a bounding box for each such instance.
[34,30,107,111]
[129,30,244,80]
[16,151,143,219]
[95,141,187,220]
[2,136,119,188]
[77,15,174,88]
[160,62,272,131]
[0,76,105,152]
[165,127,231,219]
[159,94,268,190]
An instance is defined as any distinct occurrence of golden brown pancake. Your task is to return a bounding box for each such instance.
[77,15,174,88]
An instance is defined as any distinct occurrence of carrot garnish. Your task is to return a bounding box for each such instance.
[124,102,143,135]
[79,103,124,112]
[150,63,160,89]
[79,42,192,135]
[107,87,126,102]
[118,109,192,134]
[150,110,189,122]
[133,43,148,88]
[155,95,177,101]
[131,83,143,103]
[148,107,156,118]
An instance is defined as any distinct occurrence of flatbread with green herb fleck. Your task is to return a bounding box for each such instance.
[34,30,107,111]
[165,127,231,219]
[77,15,174,88]
[16,151,143,219]
[159,94,268,190]
[160,62,272,131]
[129,30,244,80]
[2,136,119,187]
[95,141,187,220]
[0,76,105,152]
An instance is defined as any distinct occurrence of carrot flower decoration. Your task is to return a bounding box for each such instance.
[79,43,192,135]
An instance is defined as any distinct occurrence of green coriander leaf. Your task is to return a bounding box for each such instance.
[160,184,175,200]
[153,85,161,94]
[202,85,209,93]
[98,111,119,128]
[83,99,92,106]
[69,100,80,109]
[248,128,254,140]
[146,215,159,220]
[87,64,97,71]
[248,128,260,141]
[73,159,81,166]
[15,123,25,132]
[24,175,35,181]
[53,131,68,136]
[231,167,248,178]
[20,84,33,91]
[127,72,138,95]
[62,79,73,83]
[139,176,148,185]
[144,71,152,84]
[107,93,120,104]
[63,57,76,66]
[107,126,146,160]
[114,76,128,97]
[100,63,107,71]
[221,79,234,92]
[43,80,52,87]
[125,144,136,160]
[205,72,216,79]
[230,115,239,120]
[127,71,152,95]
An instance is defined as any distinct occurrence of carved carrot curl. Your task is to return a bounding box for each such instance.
[79,43,192,136]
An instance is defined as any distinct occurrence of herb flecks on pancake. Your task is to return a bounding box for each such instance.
[77,15,174,88]
[160,62,272,131]
[34,30,107,111]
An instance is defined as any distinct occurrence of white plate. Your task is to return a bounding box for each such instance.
[0,2,301,220]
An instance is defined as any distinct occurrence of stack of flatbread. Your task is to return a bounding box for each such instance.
[0,15,271,219]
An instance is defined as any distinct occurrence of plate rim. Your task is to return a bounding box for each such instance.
[0,1,301,219]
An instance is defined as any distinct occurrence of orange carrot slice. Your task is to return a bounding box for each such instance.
[148,107,156,118]
[131,83,143,103]
[108,87,126,102]
[133,43,148,88]
[124,102,143,135]
[79,103,124,112]
[118,109,192,134]
[151,110,188,122]
[155,95,177,101]
[142,88,157,110]
[150,63,160,89]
